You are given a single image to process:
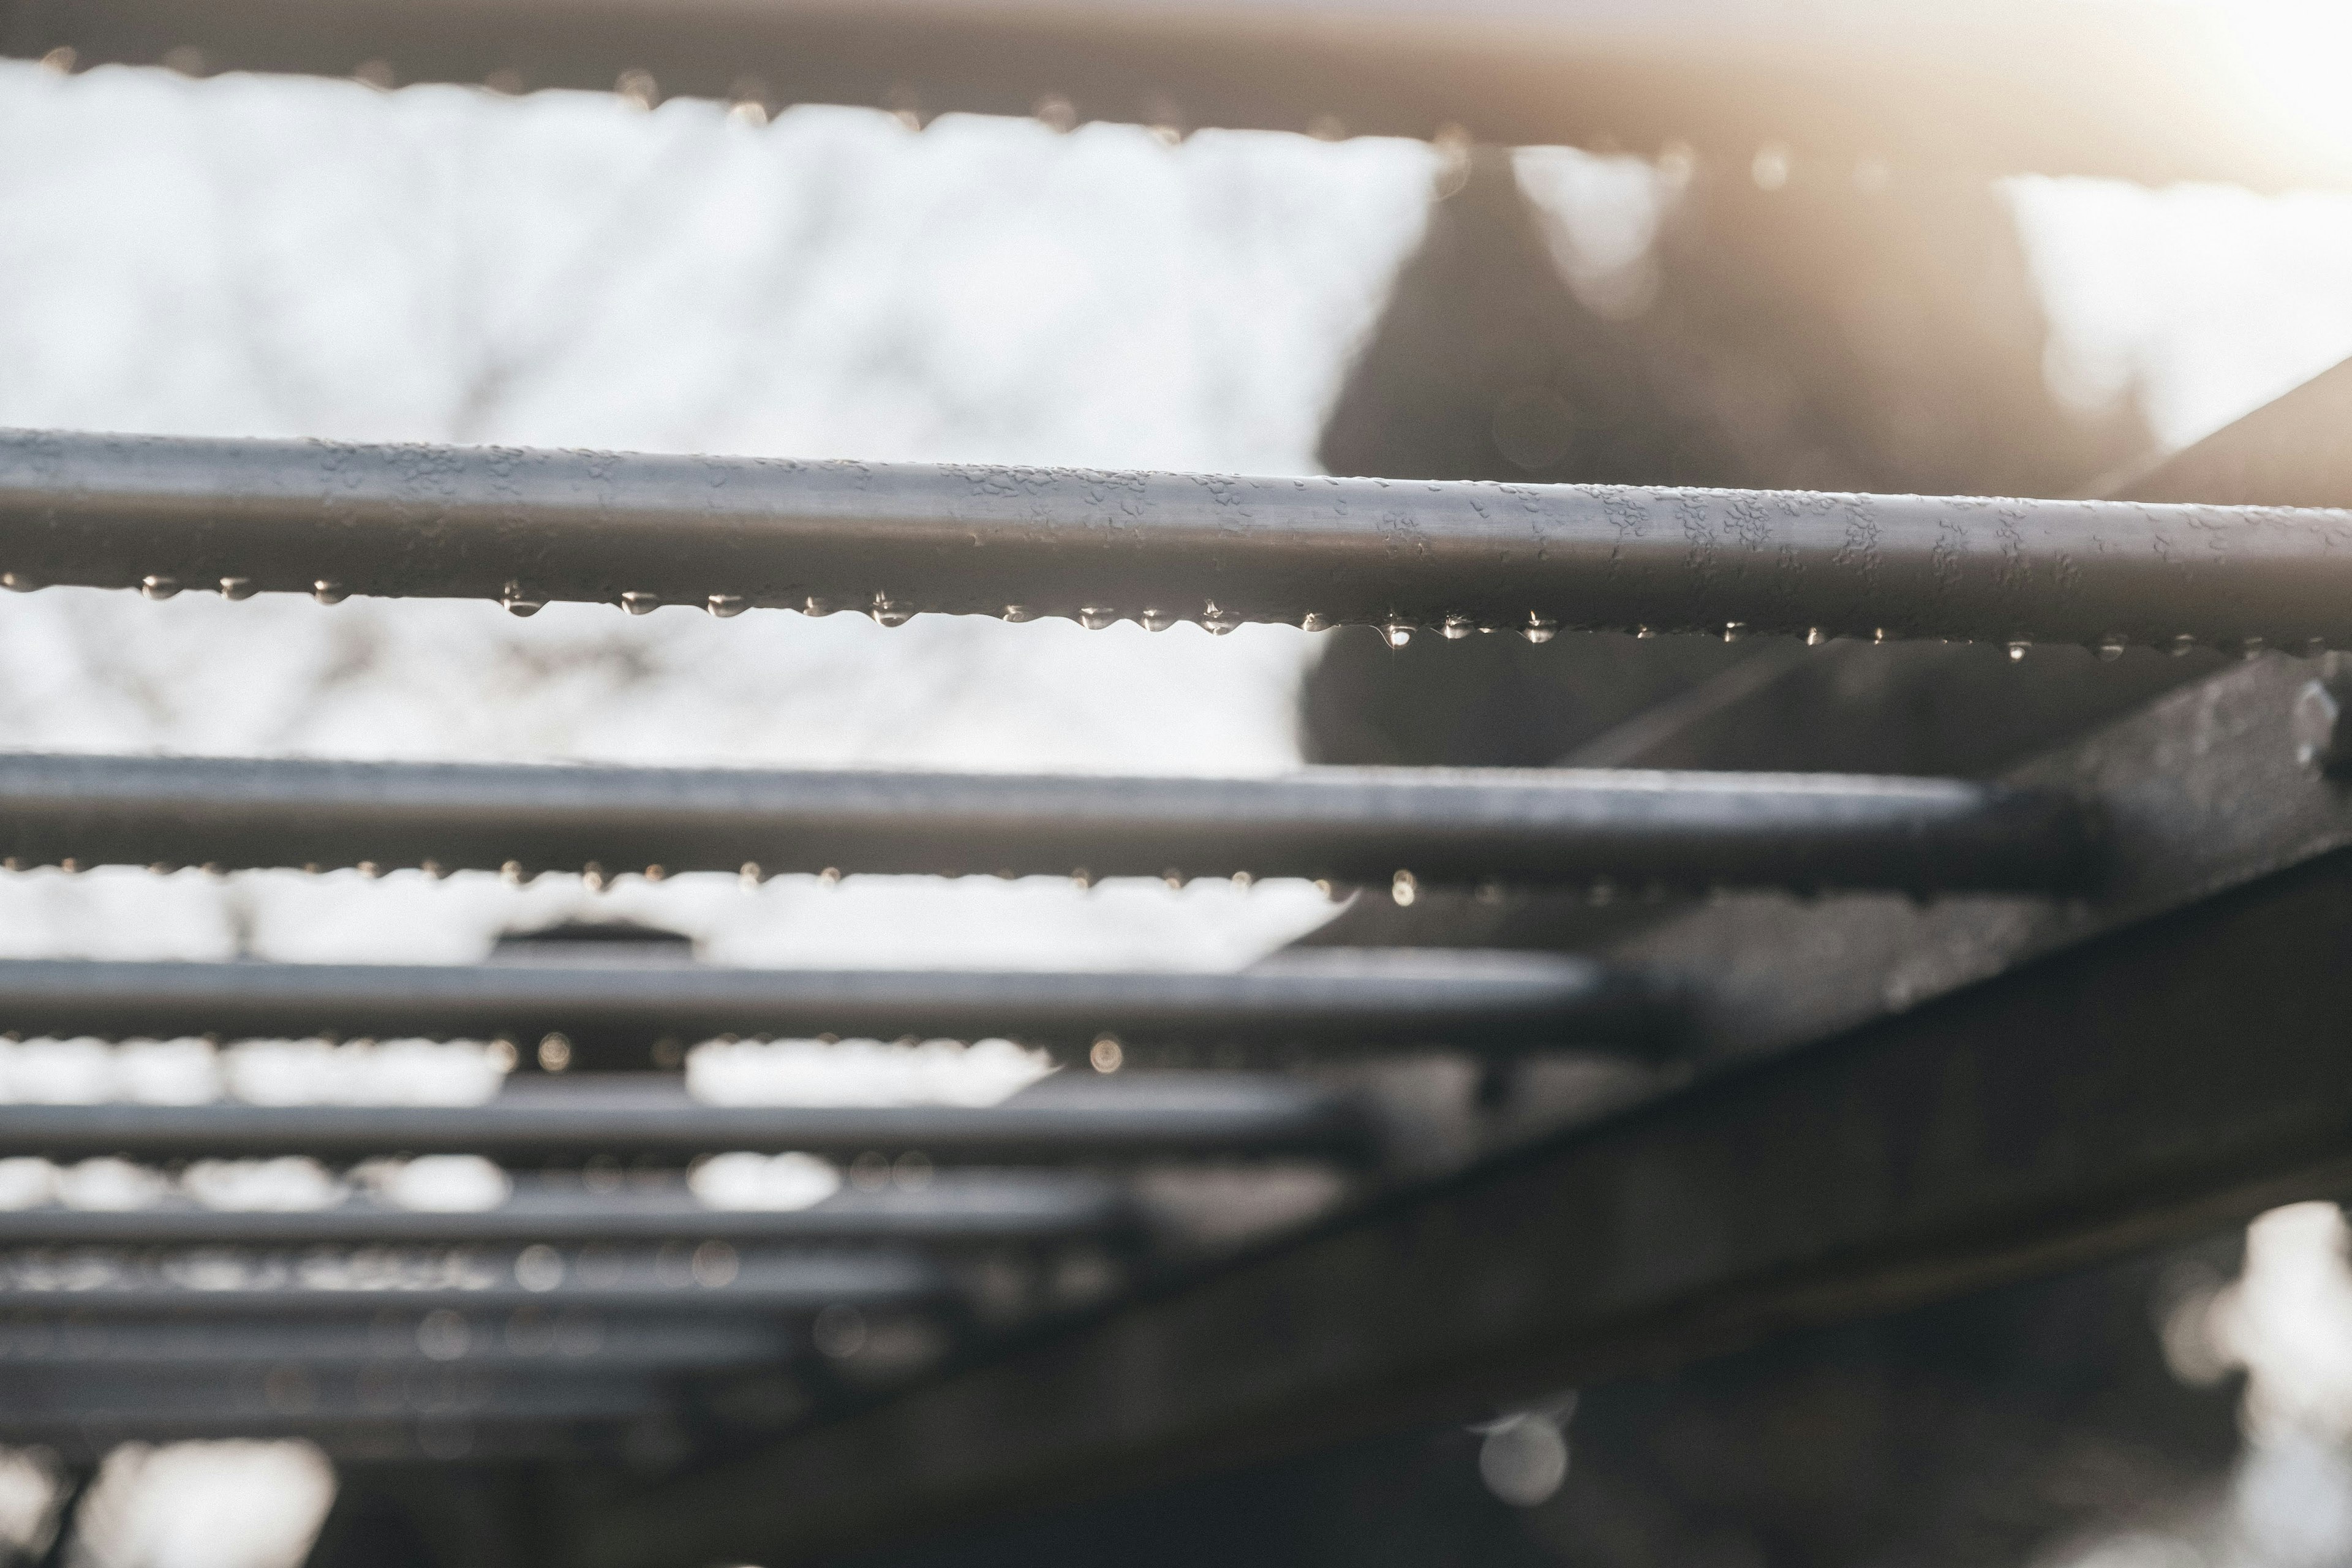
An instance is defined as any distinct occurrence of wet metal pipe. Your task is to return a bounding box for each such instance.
[0,951,1666,1065]
[0,1072,1375,1163]
[4,429,2351,650]
[0,752,2089,894]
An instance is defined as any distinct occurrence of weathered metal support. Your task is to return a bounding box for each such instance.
[0,1172,1136,1246]
[0,1072,1373,1163]
[0,952,1662,1066]
[568,846,2352,1568]
[0,751,2087,894]
[0,1313,794,1369]
[4,429,2350,649]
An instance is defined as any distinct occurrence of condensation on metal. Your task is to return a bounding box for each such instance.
[0,1072,1375,1163]
[4,429,2352,649]
[0,752,2090,894]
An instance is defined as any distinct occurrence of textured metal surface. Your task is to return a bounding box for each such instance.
[0,750,2089,894]
[7,429,2352,649]
[0,1313,794,1368]
[0,1172,1136,1246]
[4,1,2337,188]
[0,951,1663,1065]
[0,1072,1374,1163]
[0,1363,671,1425]
[0,1242,944,1315]
[575,848,2352,1568]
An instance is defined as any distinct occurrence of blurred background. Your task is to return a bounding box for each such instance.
[4,4,2352,1559]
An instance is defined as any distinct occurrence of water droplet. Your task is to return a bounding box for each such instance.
[1297,612,1333,633]
[1805,626,1827,647]
[218,576,255,601]
[1231,870,1254,889]
[0,573,37,593]
[643,864,666,882]
[2241,636,2268,660]
[1163,868,1185,891]
[1140,609,1177,633]
[2007,641,2029,662]
[1001,604,1035,623]
[1078,606,1118,631]
[707,594,747,618]
[804,596,836,617]
[1634,625,1656,640]
[1314,878,1336,899]
[872,594,913,627]
[1070,867,1092,891]
[139,575,179,601]
[1441,615,1476,640]
[1200,603,1240,636]
[1391,869,1418,907]
[58,857,78,874]
[420,859,444,880]
[1521,616,1558,644]
[1721,621,1747,643]
[358,861,381,878]
[1872,628,1890,645]
[501,581,543,617]
[1089,1035,1123,1073]
[312,580,348,606]
[620,592,659,616]
[1382,621,1414,649]
[2169,633,2197,657]
[739,861,763,889]
[818,866,842,886]
[537,1033,573,1073]
[2096,635,2126,662]
[499,861,524,886]
[582,862,606,892]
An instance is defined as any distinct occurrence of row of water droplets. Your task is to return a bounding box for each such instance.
[8,572,2315,659]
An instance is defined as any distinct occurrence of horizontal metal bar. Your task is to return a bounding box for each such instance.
[0,1172,1134,1247]
[0,750,2090,894]
[0,1072,1373,1163]
[6,2,2335,189]
[0,1244,945,1316]
[571,846,2352,1568]
[0,1363,674,1425]
[6,429,2351,650]
[0,1312,793,1368]
[0,952,1663,1066]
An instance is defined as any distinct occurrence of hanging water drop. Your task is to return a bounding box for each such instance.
[1001,605,1035,623]
[499,861,524,886]
[2241,637,2268,660]
[818,867,842,887]
[582,862,606,892]
[739,861,764,890]
[219,577,255,601]
[1200,603,1240,636]
[1070,867,1092,891]
[1872,628,1890,645]
[1390,869,1419,907]
[2096,635,2126,662]
[2006,641,2029,662]
[1077,606,1118,631]
[620,592,660,616]
[312,581,348,606]
[1805,627,1827,647]
[2169,633,2197,657]
[1231,870,1254,890]
[707,594,747,618]
[1634,625,1656,640]
[139,575,179,601]
[804,596,836,617]
[1440,615,1476,640]
[0,573,37,593]
[1140,609,1176,633]
[1300,612,1336,633]
[501,582,543,617]
[1521,616,1558,644]
[1382,622,1414,649]
[1721,621,1747,643]
[872,594,913,627]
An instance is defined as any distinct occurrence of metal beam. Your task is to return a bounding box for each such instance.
[570,845,2352,1568]
[0,1243,944,1316]
[4,2,2336,189]
[0,1072,1373,1163]
[0,1313,794,1368]
[0,952,1663,1066]
[0,1172,1137,1246]
[0,1363,673,1426]
[5,429,2351,650]
[0,750,2087,894]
